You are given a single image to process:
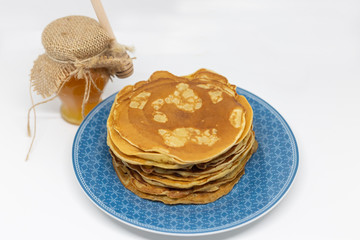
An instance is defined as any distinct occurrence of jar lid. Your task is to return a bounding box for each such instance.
[42,15,112,61]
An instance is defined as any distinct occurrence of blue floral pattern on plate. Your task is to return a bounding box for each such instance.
[73,88,298,235]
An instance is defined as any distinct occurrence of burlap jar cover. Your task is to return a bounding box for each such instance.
[27,15,134,160]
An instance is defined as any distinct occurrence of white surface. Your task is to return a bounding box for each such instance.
[0,0,359,239]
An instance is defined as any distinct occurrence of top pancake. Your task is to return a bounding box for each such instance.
[109,69,253,163]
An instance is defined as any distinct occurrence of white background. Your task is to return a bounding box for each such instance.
[1,0,360,239]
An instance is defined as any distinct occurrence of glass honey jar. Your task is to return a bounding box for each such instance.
[27,15,133,160]
[58,68,110,125]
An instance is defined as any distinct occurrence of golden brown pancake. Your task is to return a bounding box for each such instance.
[107,69,258,204]
[112,156,246,205]
[110,70,250,163]
[112,142,255,189]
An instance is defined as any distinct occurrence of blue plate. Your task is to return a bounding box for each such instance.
[73,88,298,236]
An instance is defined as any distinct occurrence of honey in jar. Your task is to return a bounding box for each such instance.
[58,69,110,125]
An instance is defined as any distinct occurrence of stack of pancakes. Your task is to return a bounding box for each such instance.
[107,69,257,204]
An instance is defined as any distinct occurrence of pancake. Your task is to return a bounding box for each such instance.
[107,82,254,167]
[113,142,255,189]
[107,69,258,204]
[112,156,246,204]
[111,70,250,163]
